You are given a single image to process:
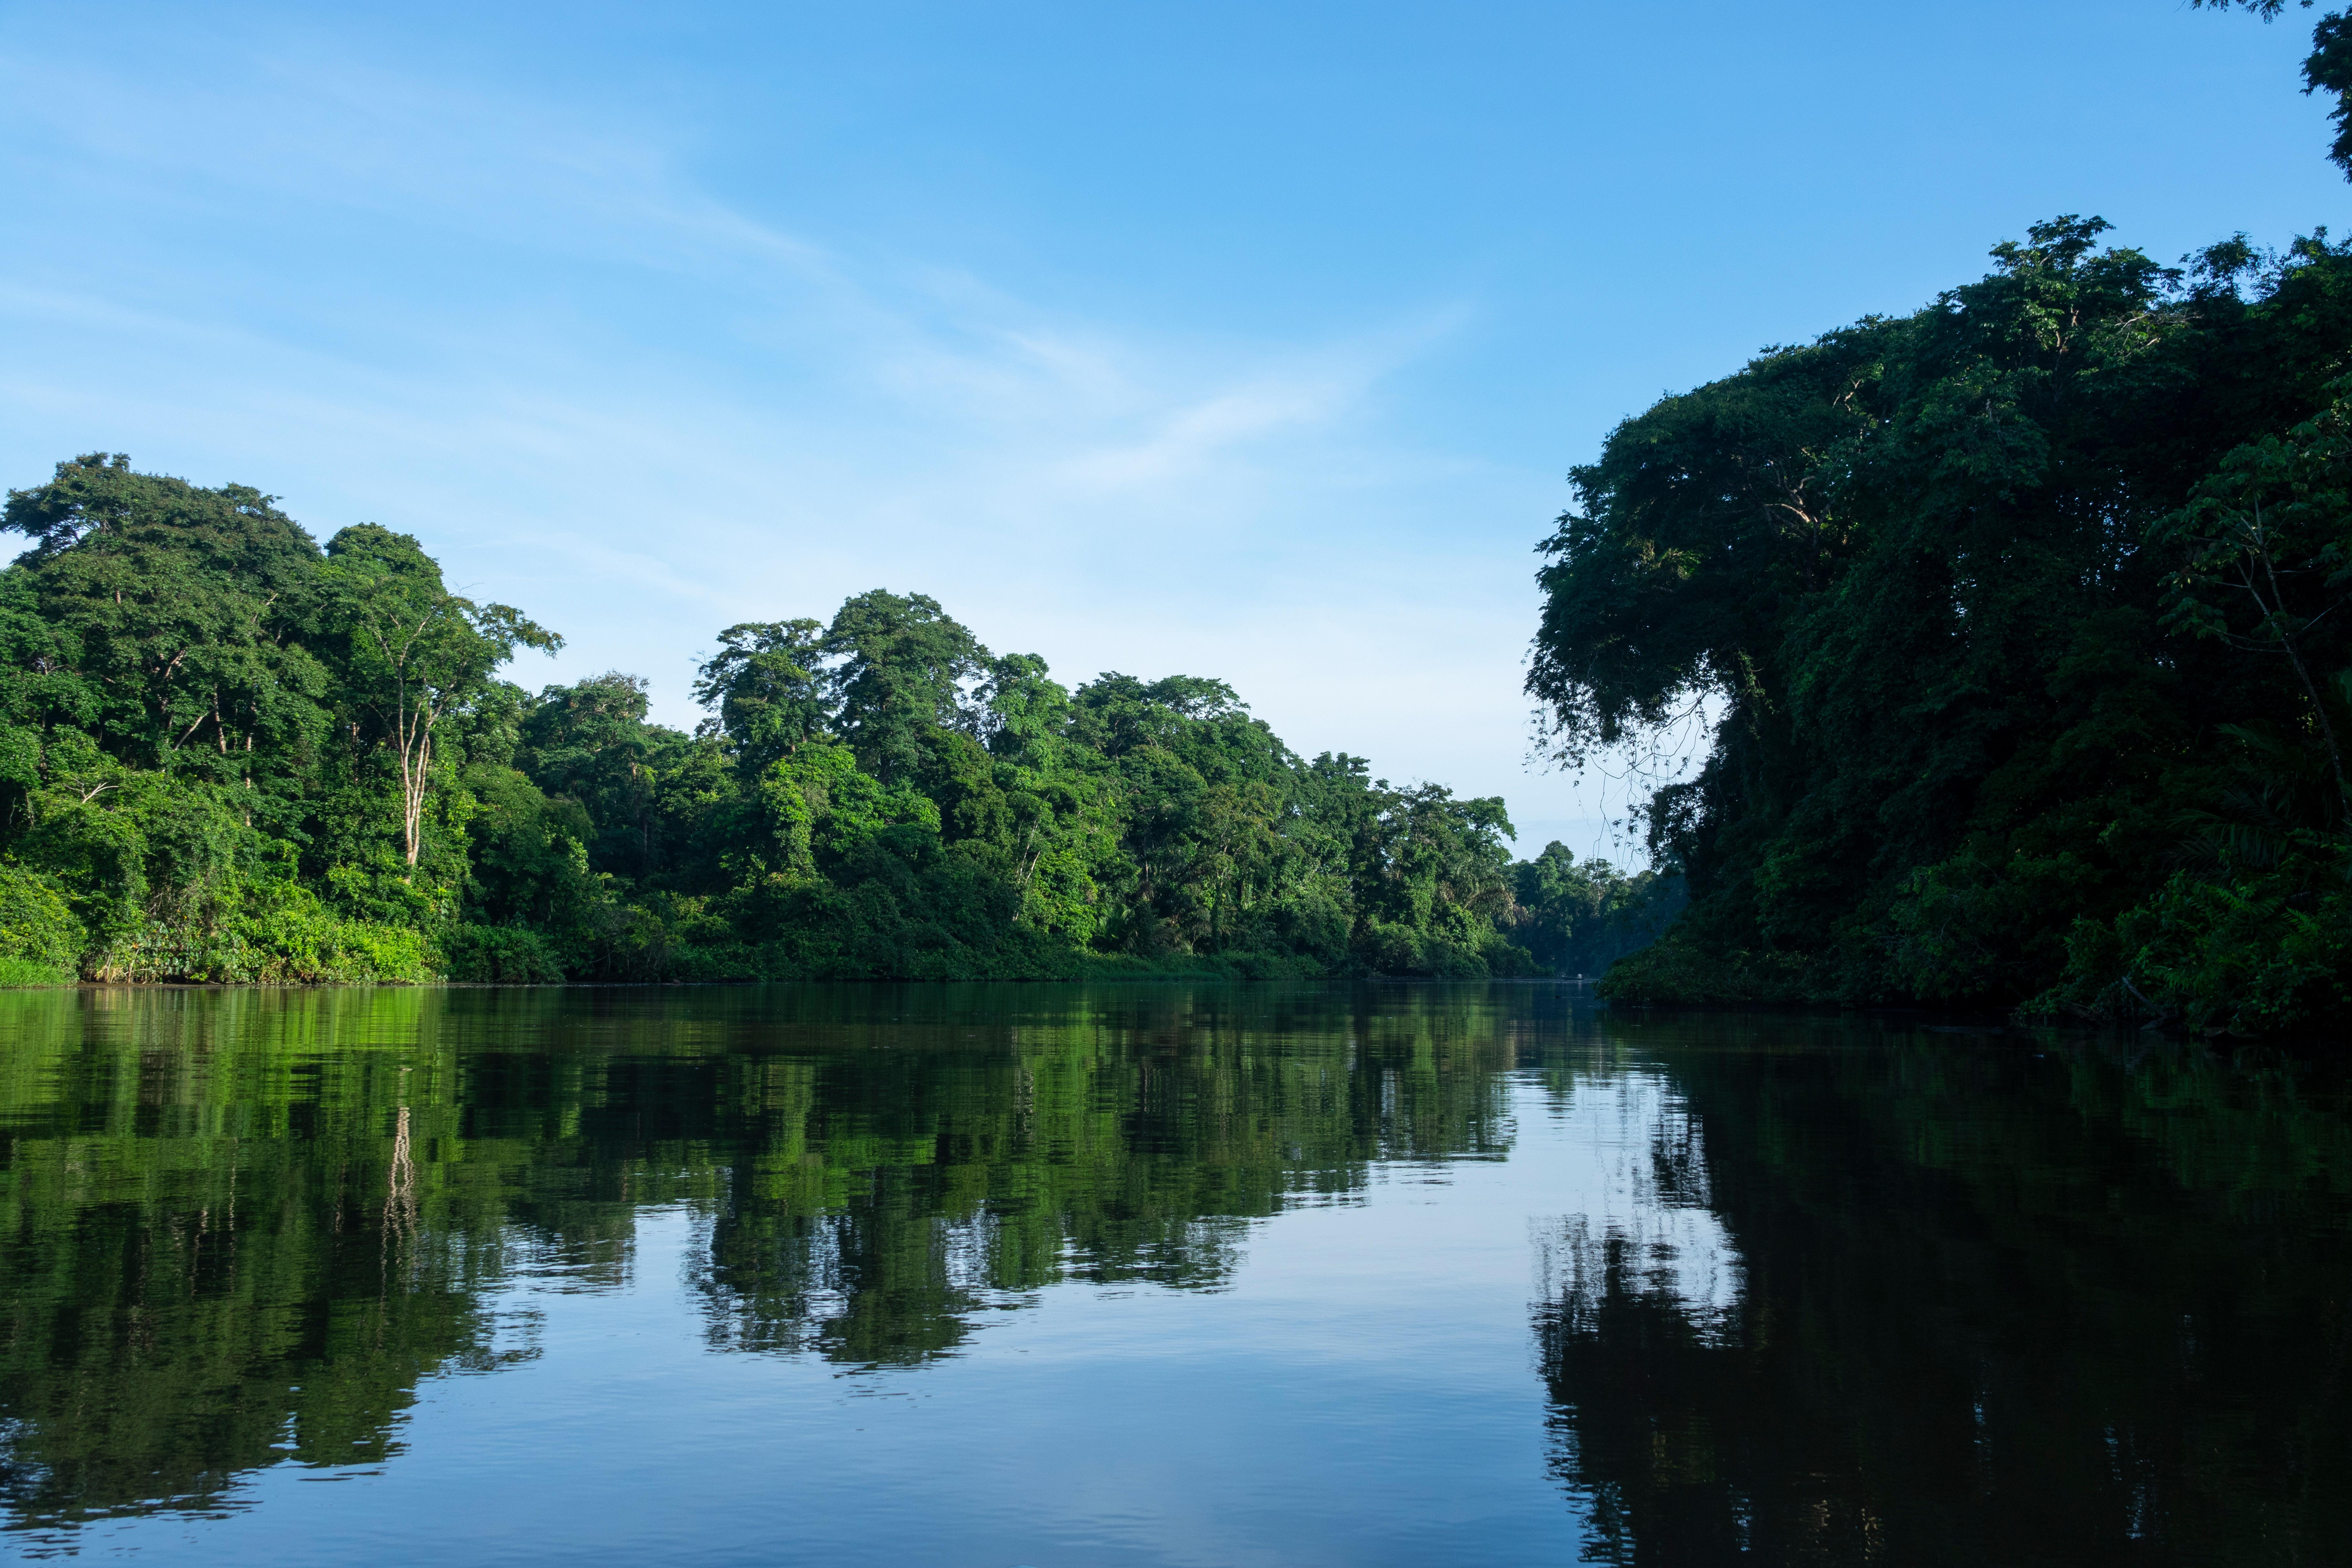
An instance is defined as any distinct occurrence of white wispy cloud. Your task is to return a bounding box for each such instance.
[0,12,1610,854]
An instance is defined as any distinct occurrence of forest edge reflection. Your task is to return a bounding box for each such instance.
[0,982,1521,1534]
[3,984,2349,1566]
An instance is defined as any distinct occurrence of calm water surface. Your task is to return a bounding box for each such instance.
[1,983,2347,1565]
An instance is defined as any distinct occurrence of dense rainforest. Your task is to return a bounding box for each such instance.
[0,457,1673,985]
[1527,1,2352,1034]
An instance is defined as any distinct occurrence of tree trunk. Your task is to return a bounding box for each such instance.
[398,714,431,868]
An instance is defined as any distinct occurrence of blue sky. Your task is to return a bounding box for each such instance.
[0,0,2341,859]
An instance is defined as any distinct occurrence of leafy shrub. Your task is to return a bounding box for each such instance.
[0,955,71,986]
[88,875,434,984]
[2027,858,2352,1037]
[440,924,567,984]
[0,863,83,970]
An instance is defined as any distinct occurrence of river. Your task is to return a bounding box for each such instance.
[1,983,2345,1564]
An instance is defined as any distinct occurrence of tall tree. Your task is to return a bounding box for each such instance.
[692,619,828,773]
[0,454,329,804]
[1528,213,2352,1022]
[521,672,667,878]
[2155,380,2352,806]
[822,590,988,785]
[321,525,559,868]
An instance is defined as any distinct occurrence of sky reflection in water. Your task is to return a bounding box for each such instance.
[1,984,2347,1565]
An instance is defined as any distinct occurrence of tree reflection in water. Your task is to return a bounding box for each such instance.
[7,988,2352,1563]
[0,982,1526,1531]
[1531,1022,2352,1567]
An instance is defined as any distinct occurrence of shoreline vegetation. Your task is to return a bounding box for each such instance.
[1529,215,2352,1039]
[0,462,1678,990]
[1524,23,2352,1037]
[1511,4,2352,1040]
[1528,213,2352,1039]
[13,20,2345,1038]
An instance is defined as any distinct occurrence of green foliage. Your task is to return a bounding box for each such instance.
[4,462,1622,984]
[1512,842,1685,978]
[0,456,329,835]
[439,923,568,983]
[0,863,81,969]
[0,956,70,985]
[318,523,560,869]
[1533,214,2352,1033]
[821,590,987,785]
[692,620,826,775]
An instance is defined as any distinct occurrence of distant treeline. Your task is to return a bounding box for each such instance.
[0,458,1675,984]
[1530,200,2352,1026]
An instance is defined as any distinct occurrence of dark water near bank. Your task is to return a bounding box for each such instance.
[1,985,2347,1565]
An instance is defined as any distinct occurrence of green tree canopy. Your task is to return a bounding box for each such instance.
[822,590,988,785]
[1,461,1613,983]
[320,524,560,868]
[692,619,827,774]
[1529,215,2352,1030]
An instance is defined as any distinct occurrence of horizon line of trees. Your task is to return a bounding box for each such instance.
[0,454,1676,985]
